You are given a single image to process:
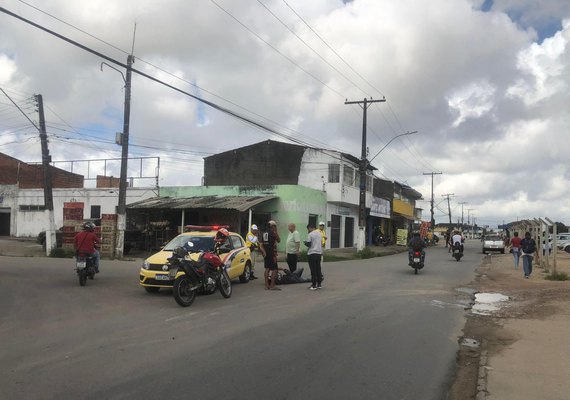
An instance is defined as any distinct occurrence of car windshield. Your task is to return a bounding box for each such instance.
[486,236,501,241]
[163,234,215,252]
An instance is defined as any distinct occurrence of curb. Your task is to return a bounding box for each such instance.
[476,348,489,399]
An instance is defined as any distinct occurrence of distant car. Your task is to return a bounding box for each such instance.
[555,233,570,249]
[482,235,505,254]
[139,225,253,293]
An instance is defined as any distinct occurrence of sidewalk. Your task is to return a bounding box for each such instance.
[0,236,46,257]
[452,250,570,400]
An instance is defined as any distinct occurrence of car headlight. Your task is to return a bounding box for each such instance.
[142,260,150,270]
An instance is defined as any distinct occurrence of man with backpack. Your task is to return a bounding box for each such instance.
[520,231,539,279]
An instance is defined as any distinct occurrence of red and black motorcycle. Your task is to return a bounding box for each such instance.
[166,242,232,307]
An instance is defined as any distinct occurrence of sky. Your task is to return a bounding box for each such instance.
[0,0,569,228]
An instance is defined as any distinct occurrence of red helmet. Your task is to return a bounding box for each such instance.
[216,228,229,240]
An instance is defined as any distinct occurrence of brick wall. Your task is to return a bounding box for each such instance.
[0,152,83,188]
[96,175,121,188]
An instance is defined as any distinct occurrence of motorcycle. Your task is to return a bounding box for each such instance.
[166,242,232,307]
[410,250,425,275]
[452,242,463,261]
[375,233,391,247]
[76,253,96,286]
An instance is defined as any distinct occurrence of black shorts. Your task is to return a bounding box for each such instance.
[264,255,278,270]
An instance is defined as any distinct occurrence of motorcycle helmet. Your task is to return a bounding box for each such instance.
[215,228,230,243]
[83,221,95,232]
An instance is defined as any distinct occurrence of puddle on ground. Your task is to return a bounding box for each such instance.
[471,293,509,315]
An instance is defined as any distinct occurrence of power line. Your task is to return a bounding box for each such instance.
[209,0,345,98]
[256,0,371,97]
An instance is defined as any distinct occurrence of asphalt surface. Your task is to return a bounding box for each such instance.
[0,241,481,400]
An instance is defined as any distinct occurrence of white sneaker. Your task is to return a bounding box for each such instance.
[317,285,322,289]
[309,286,318,290]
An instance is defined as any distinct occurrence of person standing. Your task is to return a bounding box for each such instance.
[260,220,281,290]
[285,223,301,273]
[520,231,539,279]
[305,224,323,290]
[245,224,260,279]
[510,232,522,270]
[318,222,327,249]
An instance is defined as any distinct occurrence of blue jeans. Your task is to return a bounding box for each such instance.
[512,249,520,270]
[522,255,533,277]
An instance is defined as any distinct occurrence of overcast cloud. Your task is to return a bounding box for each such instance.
[0,0,569,228]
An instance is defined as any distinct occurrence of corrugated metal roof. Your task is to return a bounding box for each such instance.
[127,195,277,212]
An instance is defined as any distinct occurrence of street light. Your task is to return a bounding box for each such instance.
[369,131,418,164]
[356,130,419,251]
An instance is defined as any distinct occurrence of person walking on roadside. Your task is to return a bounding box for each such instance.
[245,224,260,280]
[260,220,281,291]
[285,223,301,273]
[510,232,522,270]
[305,224,323,290]
[520,231,539,279]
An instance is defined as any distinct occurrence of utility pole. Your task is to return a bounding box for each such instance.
[36,94,56,255]
[442,193,454,225]
[423,172,442,231]
[458,201,468,227]
[344,97,386,251]
[116,54,134,259]
[467,208,475,238]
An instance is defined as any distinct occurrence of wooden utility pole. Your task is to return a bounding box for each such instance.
[344,97,385,251]
[423,172,442,231]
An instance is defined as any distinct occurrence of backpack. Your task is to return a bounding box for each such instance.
[522,239,536,254]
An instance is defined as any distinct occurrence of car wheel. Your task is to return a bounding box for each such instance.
[239,262,252,283]
[144,286,160,294]
[564,245,570,254]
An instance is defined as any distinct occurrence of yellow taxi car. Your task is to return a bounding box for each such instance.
[139,225,253,293]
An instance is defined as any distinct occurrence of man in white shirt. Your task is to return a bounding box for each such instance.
[451,231,464,252]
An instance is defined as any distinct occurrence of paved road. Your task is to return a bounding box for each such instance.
[0,241,481,400]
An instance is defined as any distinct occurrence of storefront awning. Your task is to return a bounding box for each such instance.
[127,195,277,212]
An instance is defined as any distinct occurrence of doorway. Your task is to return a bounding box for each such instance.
[344,217,354,247]
[0,208,11,236]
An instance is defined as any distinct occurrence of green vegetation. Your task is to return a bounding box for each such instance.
[49,247,75,258]
[356,247,376,259]
[544,271,569,281]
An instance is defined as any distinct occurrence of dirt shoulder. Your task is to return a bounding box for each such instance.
[448,250,570,400]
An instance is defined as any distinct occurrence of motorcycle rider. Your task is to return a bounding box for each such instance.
[73,221,100,273]
[213,227,230,254]
[408,232,426,266]
[451,230,464,253]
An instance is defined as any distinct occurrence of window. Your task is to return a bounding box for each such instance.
[343,165,354,186]
[328,164,340,183]
[91,205,101,219]
[19,205,46,211]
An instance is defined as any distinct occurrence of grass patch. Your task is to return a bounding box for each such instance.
[356,247,376,259]
[49,247,75,258]
[544,271,569,281]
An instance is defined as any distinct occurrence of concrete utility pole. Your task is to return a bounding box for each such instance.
[116,54,134,259]
[36,95,56,255]
[458,201,468,227]
[467,208,475,238]
[442,193,454,225]
[344,97,386,251]
[423,172,442,231]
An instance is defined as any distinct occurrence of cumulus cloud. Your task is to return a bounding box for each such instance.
[1,0,569,226]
